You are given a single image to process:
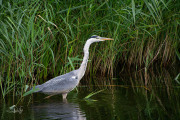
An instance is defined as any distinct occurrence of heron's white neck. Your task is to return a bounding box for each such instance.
[78,40,92,80]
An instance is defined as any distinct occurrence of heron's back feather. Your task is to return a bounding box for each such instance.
[34,70,79,94]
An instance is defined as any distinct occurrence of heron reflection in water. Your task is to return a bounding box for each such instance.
[32,101,86,120]
[33,35,113,99]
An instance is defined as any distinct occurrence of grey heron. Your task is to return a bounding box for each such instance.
[33,35,113,99]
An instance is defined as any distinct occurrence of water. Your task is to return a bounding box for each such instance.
[1,86,180,120]
[1,68,180,120]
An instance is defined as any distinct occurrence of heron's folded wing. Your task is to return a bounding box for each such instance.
[40,75,78,93]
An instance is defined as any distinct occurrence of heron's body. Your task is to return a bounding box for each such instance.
[33,35,113,99]
[35,70,79,98]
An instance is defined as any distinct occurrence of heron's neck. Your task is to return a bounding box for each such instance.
[78,41,91,79]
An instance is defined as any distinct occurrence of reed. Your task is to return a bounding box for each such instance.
[0,0,179,98]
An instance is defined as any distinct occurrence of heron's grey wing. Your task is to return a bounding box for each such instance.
[34,76,65,92]
[37,73,79,94]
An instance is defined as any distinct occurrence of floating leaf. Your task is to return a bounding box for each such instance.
[84,89,105,99]
[9,105,16,110]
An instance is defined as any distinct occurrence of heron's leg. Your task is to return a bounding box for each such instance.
[44,94,54,99]
[62,93,67,99]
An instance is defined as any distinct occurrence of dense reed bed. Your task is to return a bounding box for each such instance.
[0,0,179,98]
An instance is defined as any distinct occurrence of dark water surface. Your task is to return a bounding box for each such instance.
[0,85,180,120]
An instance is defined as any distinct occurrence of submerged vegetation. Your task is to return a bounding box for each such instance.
[0,0,179,98]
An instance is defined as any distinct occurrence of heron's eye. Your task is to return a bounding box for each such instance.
[96,37,100,39]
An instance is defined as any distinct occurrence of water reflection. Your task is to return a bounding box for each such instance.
[1,85,180,120]
[31,100,86,120]
[0,68,179,120]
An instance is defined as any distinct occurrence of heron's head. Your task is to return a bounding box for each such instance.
[83,35,113,52]
[88,35,113,43]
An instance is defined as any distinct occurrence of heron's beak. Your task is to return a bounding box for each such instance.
[100,37,113,41]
